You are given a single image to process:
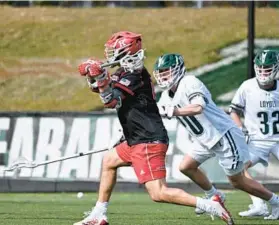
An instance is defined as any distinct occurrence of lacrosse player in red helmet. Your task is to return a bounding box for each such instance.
[74,31,234,225]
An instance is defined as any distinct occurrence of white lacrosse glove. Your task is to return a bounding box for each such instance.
[158,105,175,119]
[239,126,249,143]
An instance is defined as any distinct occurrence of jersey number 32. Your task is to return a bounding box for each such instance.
[257,111,279,135]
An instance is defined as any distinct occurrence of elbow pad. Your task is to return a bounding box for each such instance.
[100,87,124,109]
[190,95,207,109]
[229,104,244,115]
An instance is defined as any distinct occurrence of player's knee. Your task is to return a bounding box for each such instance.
[179,162,196,174]
[102,151,117,169]
[148,189,162,202]
[229,175,245,190]
[230,180,241,189]
[146,184,166,202]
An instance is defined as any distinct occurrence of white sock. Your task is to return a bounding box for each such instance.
[95,201,109,212]
[205,186,218,198]
[268,193,279,205]
[251,195,265,207]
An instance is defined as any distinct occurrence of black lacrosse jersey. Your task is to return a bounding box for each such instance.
[111,67,169,146]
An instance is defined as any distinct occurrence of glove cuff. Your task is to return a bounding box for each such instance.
[97,75,111,88]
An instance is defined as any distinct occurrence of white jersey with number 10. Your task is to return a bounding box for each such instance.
[158,75,237,149]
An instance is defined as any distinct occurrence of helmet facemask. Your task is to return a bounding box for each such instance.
[120,49,145,72]
[105,43,131,65]
[153,54,186,90]
[153,62,185,90]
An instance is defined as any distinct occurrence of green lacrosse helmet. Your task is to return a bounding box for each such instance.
[254,49,279,85]
[153,53,186,90]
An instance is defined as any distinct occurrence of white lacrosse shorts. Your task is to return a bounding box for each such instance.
[248,140,279,167]
[187,127,250,176]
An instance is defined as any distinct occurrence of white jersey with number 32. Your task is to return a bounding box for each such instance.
[231,78,279,141]
[158,75,236,149]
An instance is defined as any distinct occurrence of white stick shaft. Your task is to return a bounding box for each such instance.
[35,148,109,167]
[250,139,279,143]
[101,61,119,69]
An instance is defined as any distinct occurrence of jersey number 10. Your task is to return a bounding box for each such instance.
[176,104,204,135]
[257,111,279,135]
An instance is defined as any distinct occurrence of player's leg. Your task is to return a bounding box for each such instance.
[73,142,131,225]
[144,178,233,224]
[227,170,279,220]
[239,151,269,217]
[132,143,234,224]
[145,178,196,205]
[219,128,279,220]
[179,148,225,214]
[264,143,279,220]
[179,143,214,192]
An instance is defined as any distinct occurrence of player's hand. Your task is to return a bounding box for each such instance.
[239,126,250,143]
[86,77,99,93]
[78,59,105,77]
[79,59,111,88]
[158,105,175,119]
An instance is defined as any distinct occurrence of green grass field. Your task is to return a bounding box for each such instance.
[1,6,279,111]
[0,191,278,225]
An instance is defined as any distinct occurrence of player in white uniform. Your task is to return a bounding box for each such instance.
[230,49,279,218]
[153,53,279,220]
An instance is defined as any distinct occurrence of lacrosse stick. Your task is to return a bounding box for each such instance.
[3,132,124,172]
[100,61,119,69]
[3,147,109,172]
[245,132,279,144]
[250,139,279,143]
[246,134,279,143]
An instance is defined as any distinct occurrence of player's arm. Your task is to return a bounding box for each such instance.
[159,77,207,118]
[159,103,204,119]
[100,72,143,108]
[173,95,205,116]
[230,110,243,128]
[229,84,246,129]
[79,58,143,109]
[175,77,208,116]
[98,71,143,108]
[78,58,119,107]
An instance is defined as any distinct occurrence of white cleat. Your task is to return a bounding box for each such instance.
[195,192,226,215]
[239,203,269,217]
[73,207,109,225]
[199,195,234,225]
[264,204,279,220]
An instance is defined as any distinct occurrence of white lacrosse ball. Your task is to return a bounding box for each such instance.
[77,192,84,199]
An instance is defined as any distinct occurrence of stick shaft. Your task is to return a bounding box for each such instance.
[35,148,109,167]
[101,61,119,68]
[250,139,279,143]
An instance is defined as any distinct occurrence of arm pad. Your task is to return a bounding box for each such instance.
[99,86,124,109]
[190,95,207,109]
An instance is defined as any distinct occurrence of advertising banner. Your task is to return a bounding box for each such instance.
[0,113,278,184]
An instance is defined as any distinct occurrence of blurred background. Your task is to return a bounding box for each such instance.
[0,1,279,192]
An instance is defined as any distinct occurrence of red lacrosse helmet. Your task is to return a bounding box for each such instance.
[104,31,143,65]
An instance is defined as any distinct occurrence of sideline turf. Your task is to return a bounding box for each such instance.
[0,192,278,225]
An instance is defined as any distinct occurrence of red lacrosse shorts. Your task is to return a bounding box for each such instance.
[116,141,168,184]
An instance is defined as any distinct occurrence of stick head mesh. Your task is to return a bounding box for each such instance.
[4,156,35,171]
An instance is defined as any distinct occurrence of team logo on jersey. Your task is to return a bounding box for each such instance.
[111,75,119,82]
[119,78,131,86]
